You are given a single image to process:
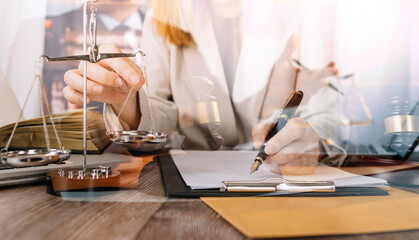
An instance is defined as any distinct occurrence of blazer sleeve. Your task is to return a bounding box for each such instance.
[104,10,178,152]
[296,79,347,167]
[295,1,346,166]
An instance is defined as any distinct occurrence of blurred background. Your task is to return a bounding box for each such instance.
[0,0,417,147]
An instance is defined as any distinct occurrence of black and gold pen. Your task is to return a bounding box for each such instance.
[250,91,304,174]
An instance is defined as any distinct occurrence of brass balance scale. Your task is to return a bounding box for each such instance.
[1,0,166,193]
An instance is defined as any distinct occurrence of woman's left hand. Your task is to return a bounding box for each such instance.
[252,118,321,175]
[295,61,339,105]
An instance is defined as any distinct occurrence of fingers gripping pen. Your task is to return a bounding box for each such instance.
[250,91,304,174]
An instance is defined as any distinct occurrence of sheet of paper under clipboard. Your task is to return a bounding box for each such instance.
[170,150,388,192]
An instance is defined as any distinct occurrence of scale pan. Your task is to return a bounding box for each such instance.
[1,149,71,167]
[109,130,167,144]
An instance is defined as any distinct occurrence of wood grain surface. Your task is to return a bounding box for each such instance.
[0,158,418,240]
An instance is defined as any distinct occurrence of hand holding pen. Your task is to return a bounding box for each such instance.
[251,91,322,175]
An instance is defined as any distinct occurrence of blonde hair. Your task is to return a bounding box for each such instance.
[152,0,195,47]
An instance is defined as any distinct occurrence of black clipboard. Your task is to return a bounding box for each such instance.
[155,154,389,198]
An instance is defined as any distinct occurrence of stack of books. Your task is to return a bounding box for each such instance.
[0,109,111,153]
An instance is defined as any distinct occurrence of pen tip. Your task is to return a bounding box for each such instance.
[250,161,260,174]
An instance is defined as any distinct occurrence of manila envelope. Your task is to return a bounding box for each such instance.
[202,188,419,238]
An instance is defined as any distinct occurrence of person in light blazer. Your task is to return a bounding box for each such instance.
[63,0,345,174]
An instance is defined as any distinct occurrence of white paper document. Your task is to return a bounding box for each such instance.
[170,150,388,190]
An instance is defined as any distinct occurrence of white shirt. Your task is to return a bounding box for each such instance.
[208,1,243,96]
[98,12,143,49]
[98,12,143,31]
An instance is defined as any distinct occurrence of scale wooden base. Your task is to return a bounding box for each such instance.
[46,156,152,195]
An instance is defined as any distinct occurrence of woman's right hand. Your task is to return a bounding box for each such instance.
[63,44,144,106]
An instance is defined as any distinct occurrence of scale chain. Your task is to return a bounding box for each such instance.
[113,53,157,134]
[1,57,64,154]
[142,62,156,132]
[37,73,50,150]
[37,61,64,150]
[1,73,37,153]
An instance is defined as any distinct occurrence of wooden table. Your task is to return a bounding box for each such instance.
[1,155,419,240]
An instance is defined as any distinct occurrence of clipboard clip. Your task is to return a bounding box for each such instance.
[221,178,335,192]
